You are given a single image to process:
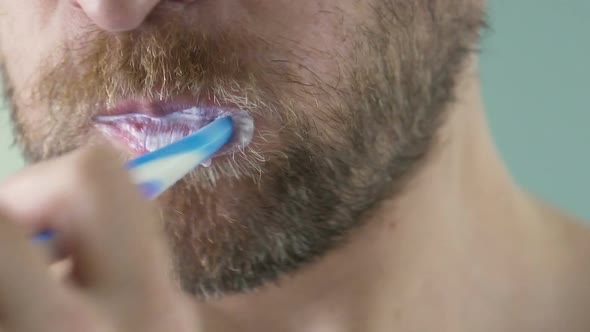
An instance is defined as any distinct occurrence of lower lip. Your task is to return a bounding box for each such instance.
[94,105,254,157]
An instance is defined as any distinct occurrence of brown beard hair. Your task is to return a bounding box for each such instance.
[4,0,485,297]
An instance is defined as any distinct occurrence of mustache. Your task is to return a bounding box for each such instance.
[33,19,293,118]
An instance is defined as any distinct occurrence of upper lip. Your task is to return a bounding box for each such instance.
[97,98,205,118]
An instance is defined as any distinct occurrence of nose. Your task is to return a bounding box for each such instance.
[75,0,163,32]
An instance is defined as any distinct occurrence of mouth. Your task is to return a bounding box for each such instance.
[94,99,254,159]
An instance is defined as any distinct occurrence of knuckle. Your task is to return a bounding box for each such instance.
[54,299,114,332]
[65,147,132,199]
[51,311,110,332]
[60,146,156,227]
[59,317,113,332]
[8,296,114,332]
[68,148,118,185]
[138,295,196,332]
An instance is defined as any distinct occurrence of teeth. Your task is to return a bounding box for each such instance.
[144,134,160,152]
[95,107,254,156]
[143,131,189,151]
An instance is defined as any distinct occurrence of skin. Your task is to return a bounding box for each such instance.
[0,0,590,331]
[2,0,485,296]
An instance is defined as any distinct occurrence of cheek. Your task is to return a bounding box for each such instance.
[0,2,67,135]
[244,2,367,122]
[243,1,365,82]
[0,1,65,97]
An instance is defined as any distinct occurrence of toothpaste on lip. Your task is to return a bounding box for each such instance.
[95,107,254,163]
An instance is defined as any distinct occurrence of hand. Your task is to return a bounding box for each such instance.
[0,147,198,332]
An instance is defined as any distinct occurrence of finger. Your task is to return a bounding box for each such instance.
[0,210,81,331]
[49,259,73,282]
[0,146,173,293]
[0,210,54,313]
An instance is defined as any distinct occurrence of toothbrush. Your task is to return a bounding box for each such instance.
[33,115,234,242]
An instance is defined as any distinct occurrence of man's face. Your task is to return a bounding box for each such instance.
[0,0,483,296]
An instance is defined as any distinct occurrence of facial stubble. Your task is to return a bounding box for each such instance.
[3,1,485,297]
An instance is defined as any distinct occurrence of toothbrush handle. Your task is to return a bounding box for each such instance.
[32,116,234,243]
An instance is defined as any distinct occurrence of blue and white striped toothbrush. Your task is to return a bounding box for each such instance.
[34,115,234,242]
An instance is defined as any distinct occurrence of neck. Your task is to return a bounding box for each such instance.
[194,60,590,332]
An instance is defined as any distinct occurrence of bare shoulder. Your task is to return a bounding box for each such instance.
[530,199,590,331]
[535,199,590,241]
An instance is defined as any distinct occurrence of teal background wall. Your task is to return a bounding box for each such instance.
[0,0,588,218]
[480,0,589,219]
[0,105,21,175]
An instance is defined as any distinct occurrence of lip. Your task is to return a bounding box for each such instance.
[99,97,217,117]
[94,98,254,156]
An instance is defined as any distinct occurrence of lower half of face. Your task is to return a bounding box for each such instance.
[0,0,483,297]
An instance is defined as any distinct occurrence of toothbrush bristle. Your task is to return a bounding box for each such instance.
[126,115,234,198]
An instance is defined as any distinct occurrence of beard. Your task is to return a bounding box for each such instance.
[3,1,484,297]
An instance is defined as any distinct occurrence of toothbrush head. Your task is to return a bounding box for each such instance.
[126,115,234,199]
